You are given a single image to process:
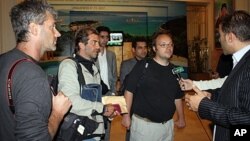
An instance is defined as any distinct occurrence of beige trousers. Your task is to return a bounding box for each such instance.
[130,114,174,141]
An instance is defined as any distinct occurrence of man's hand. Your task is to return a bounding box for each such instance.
[52,91,72,118]
[175,118,186,128]
[121,114,131,129]
[185,86,207,112]
[103,104,119,118]
[179,78,193,91]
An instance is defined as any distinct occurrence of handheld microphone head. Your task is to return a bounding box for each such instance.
[172,67,184,75]
[172,67,184,79]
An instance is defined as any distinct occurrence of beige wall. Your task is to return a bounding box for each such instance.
[235,0,250,12]
[0,0,16,53]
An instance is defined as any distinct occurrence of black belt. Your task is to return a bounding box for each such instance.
[133,114,168,124]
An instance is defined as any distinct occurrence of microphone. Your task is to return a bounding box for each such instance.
[172,66,184,79]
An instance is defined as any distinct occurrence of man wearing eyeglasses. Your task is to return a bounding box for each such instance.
[122,29,185,141]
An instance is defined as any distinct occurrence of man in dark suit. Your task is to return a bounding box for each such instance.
[185,10,250,141]
[119,37,148,86]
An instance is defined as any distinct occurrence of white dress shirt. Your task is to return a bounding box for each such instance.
[98,48,110,89]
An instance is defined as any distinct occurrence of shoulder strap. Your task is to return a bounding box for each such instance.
[67,57,85,85]
[7,58,33,114]
[136,58,151,89]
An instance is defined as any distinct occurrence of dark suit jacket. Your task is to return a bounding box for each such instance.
[119,58,137,85]
[198,49,250,141]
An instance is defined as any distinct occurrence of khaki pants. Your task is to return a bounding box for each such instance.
[130,114,174,141]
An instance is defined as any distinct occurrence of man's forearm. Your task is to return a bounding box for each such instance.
[124,90,133,115]
[175,99,185,120]
[48,110,64,139]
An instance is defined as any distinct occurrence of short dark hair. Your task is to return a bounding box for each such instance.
[74,27,99,53]
[132,37,147,49]
[96,26,110,34]
[10,0,57,43]
[221,10,250,42]
[69,21,77,27]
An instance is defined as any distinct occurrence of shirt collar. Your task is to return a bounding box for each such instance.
[232,44,250,67]
[98,48,106,57]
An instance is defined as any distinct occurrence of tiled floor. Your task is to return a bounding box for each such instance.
[110,100,213,141]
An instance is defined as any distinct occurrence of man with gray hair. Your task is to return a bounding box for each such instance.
[0,1,71,140]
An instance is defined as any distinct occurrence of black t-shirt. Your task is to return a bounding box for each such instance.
[126,58,183,123]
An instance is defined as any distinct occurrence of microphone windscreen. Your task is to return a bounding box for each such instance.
[172,67,184,75]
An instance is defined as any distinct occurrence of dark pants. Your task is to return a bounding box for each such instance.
[126,130,130,141]
[103,120,111,141]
